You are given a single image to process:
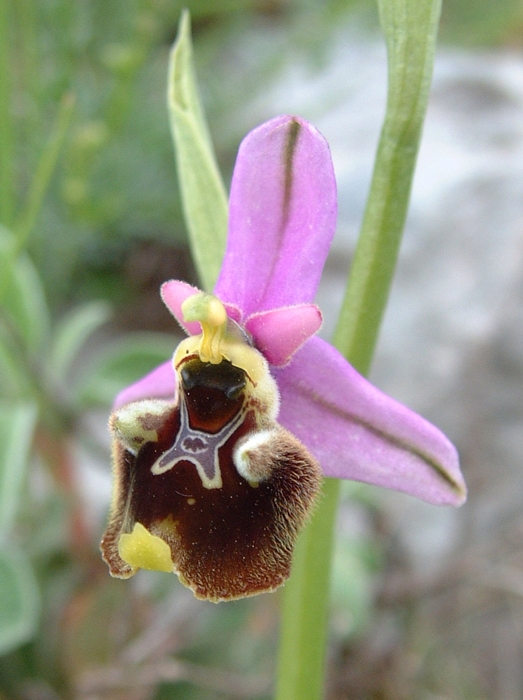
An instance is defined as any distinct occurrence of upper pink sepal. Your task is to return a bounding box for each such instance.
[274,337,467,507]
[245,305,322,367]
[113,361,176,409]
[215,115,337,316]
[161,280,202,336]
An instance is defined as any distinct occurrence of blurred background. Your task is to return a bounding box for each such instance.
[1,0,523,698]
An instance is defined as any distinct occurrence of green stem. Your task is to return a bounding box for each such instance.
[275,1,442,698]
[275,478,340,700]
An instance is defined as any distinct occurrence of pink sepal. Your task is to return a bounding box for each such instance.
[275,337,467,506]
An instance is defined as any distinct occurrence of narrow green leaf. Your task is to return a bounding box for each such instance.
[168,10,228,292]
[48,300,112,383]
[0,226,50,354]
[0,401,37,534]
[0,547,40,655]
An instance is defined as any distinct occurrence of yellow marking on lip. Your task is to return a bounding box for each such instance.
[118,522,173,572]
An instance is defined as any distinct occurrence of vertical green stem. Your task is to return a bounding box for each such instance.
[275,1,442,698]
[275,478,340,700]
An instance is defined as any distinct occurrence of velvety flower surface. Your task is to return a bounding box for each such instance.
[103,115,466,601]
[115,115,466,505]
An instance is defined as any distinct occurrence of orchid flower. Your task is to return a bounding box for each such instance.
[101,115,466,602]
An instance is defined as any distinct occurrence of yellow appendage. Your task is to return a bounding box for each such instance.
[118,522,173,572]
[181,292,227,364]
[176,292,267,385]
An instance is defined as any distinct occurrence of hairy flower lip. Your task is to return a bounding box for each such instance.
[103,320,322,599]
[113,114,467,508]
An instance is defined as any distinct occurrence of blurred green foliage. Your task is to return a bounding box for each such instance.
[2,0,368,312]
[0,0,521,697]
[2,0,518,309]
[440,0,523,45]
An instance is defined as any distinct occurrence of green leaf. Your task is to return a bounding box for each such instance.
[0,401,38,534]
[0,548,40,655]
[0,226,50,355]
[48,300,112,384]
[75,333,177,406]
[168,10,228,292]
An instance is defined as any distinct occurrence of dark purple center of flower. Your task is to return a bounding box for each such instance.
[150,359,247,484]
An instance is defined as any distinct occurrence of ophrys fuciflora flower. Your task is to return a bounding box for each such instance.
[101,116,466,602]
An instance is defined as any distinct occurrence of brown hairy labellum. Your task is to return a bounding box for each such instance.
[101,351,322,602]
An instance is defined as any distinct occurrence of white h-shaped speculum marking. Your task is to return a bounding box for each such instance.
[150,394,245,490]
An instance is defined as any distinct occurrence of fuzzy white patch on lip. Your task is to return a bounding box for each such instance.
[110,399,172,455]
[234,429,279,487]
